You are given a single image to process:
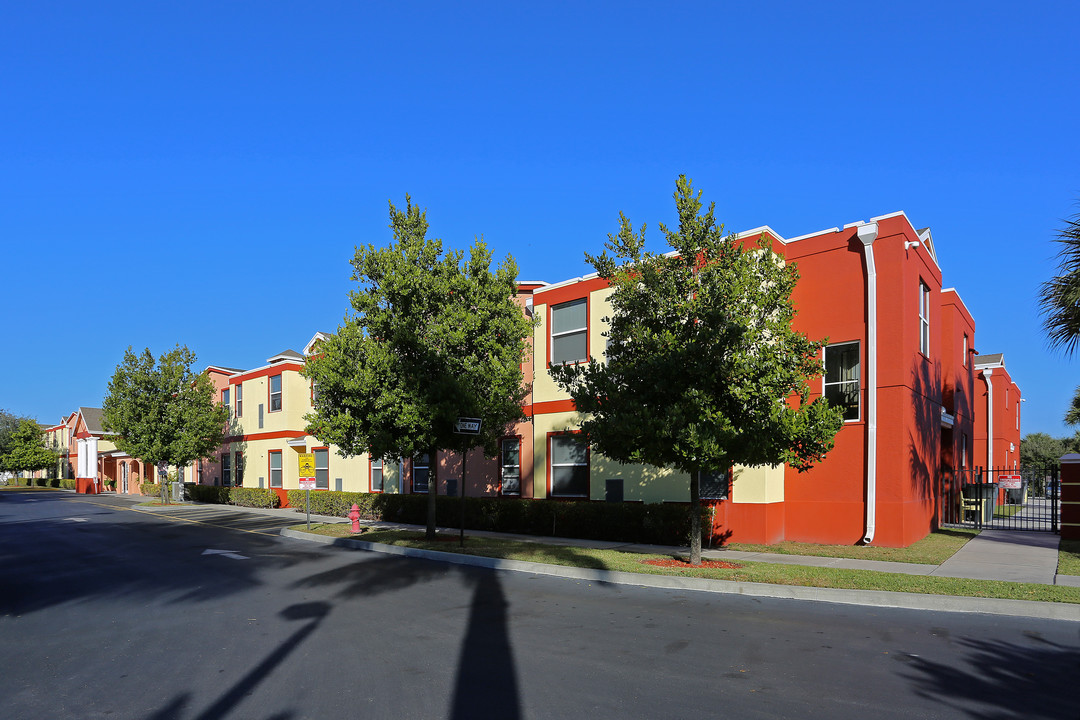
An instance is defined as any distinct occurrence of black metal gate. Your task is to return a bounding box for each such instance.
[943,465,1059,532]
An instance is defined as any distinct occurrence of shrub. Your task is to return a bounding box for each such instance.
[59,479,77,490]
[140,481,161,497]
[279,490,700,545]
[188,484,230,504]
[229,487,280,509]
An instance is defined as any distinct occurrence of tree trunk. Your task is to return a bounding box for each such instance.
[689,468,702,565]
[426,447,438,540]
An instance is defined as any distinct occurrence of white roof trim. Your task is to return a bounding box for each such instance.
[286,437,309,448]
[304,332,332,356]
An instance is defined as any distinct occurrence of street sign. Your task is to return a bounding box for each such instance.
[998,474,1022,489]
[299,478,316,490]
[298,453,316,477]
[454,417,482,435]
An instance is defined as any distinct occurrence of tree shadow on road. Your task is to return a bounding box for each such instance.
[899,633,1080,719]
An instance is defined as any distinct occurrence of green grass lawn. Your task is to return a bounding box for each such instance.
[993,504,1024,519]
[1059,539,1080,577]
[291,524,1080,604]
[723,528,979,565]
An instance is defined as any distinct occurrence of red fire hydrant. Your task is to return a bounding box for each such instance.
[349,503,361,533]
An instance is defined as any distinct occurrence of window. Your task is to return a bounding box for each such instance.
[235,384,243,418]
[314,448,329,490]
[311,380,319,404]
[551,298,587,365]
[222,454,232,487]
[824,342,860,421]
[962,334,968,367]
[500,438,521,495]
[412,454,430,493]
[235,452,244,487]
[550,435,588,497]
[961,433,968,468]
[919,281,931,356]
[370,458,383,493]
[269,374,282,412]
[221,388,230,416]
[700,469,729,500]
[269,451,282,488]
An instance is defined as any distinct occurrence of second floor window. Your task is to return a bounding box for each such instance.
[222,388,230,415]
[551,298,587,365]
[919,281,931,356]
[235,384,243,418]
[270,375,282,412]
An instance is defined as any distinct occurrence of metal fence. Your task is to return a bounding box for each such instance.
[943,465,1059,533]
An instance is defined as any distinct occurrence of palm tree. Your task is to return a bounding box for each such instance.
[1039,207,1080,355]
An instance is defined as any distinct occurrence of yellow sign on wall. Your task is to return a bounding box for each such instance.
[298,453,315,478]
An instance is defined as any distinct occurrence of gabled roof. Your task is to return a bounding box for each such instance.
[973,353,1005,368]
[267,349,304,364]
[77,407,109,435]
[303,332,333,356]
[205,364,244,375]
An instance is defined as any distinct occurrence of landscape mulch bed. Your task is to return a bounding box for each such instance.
[642,558,743,570]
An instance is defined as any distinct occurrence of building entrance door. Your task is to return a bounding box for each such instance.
[121,463,128,494]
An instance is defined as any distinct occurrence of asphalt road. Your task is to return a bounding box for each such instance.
[1,490,1077,720]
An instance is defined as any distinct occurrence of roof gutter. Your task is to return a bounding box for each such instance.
[856,222,879,545]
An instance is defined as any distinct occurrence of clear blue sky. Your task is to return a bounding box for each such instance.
[3,2,1078,438]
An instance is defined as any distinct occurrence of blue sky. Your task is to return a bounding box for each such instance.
[2,2,1078,437]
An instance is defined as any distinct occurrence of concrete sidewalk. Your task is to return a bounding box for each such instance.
[114,492,1080,588]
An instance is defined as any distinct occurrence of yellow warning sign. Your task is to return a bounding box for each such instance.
[298,453,316,478]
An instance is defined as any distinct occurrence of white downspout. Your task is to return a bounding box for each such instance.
[857,222,879,544]
[983,368,994,474]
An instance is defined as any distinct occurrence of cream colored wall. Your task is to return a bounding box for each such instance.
[731,464,784,503]
[532,286,614,403]
[231,436,372,492]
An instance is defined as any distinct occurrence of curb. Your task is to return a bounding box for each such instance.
[279,528,1080,623]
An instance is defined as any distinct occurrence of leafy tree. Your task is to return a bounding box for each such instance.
[0,419,57,479]
[304,196,533,539]
[0,409,23,459]
[551,176,844,564]
[1038,207,1080,356]
[102,345,228,501]
[1020,432,1065,468]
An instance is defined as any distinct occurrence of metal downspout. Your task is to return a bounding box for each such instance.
[983,369,994,474]
[857,222,879,545]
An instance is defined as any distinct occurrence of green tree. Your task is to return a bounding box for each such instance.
[0,419,57,480]
[1019,432,1065,468]
[304,196,534,539]
[551,176,844,564]
[1039,207,1080,356]
[102,345,228,501]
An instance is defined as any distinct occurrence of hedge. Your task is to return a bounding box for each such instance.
[186,484,280,509]
[282,491,700,546]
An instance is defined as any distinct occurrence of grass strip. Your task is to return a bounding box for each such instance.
[1060,539,1080,577]
[292,525,1080,604]
[722,527,979,565]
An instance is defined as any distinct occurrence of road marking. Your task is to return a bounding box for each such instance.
[66,517,89,522]
[129,507,287,536]
[202,548,249,560]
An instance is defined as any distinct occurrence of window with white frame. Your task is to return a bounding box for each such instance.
[412,453,430,493]
[235,384,243,418]
[500,438,521,495]
[824,342,860,421]
[961,433,968,468]
[222,388,230,416]
[700,469,729,500]
[269,374,282,412]
[370,458,383,492]
[962,334,968,367]
[919,281,931,356]
[222,454,232,486]
[314,448,329,490]
[269,451,282,488]
[550,435,588,497]
[551,298,588,365]
[235,451,243,486]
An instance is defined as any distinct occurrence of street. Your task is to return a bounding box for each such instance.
[1,491,1077,720]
